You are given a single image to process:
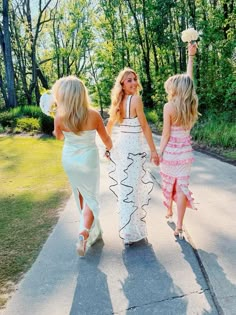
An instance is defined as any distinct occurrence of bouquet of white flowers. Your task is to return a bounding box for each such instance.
[181,28,199,44]
[39,92,57,118]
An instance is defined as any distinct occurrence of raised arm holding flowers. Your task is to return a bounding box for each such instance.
[159,28,199,240]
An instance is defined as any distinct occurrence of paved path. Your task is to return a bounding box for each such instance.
[1,131,235,315]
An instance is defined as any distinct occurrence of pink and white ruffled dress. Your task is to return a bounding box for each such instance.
[160,126,196,210]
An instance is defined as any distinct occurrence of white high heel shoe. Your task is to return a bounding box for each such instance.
[76,227,90,257]
[165,214,173,223]
[174,228,184,240]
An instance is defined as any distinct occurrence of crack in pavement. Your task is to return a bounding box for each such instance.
[112,289,209,314]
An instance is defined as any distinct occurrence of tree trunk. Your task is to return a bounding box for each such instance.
[0,0,17,108]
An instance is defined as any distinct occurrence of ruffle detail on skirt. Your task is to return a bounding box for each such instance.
[160,172,197,210]
[161,157,194,166]
[108,151,154,242]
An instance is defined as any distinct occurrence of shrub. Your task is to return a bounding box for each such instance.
[145,109,159,124]
[11,106,42,119]
[191,114,236,149]
[0,112,16,128]
[14,117,40,133]
[0,106,54,135]
[40,114,54,135]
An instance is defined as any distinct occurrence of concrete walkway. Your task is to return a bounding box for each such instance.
[1,131,235,315]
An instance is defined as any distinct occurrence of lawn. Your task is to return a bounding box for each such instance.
[0,136,71,308]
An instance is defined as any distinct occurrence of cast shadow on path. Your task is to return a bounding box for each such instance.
[197,249,236,315]
[121,239,187,315]
[69,240,113,315]
[167,222,222,315]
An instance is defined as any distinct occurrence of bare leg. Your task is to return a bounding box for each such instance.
[166,181,176,219]
[77,192,94,257]
[176,185,187,230]
[78,192,94,239]
[80,205,94,239]
[166,200,173,218]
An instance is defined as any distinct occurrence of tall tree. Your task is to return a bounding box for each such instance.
[0,0,17,107]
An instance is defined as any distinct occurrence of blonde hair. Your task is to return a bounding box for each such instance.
[52,75,89,134]
[109,67,142,124]
[164,74,199,129]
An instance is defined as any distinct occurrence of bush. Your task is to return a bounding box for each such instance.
[40,114,54,135]
[145,109,159,124]
[11,105,42,119]
[0,111,16,128]
[14,117,40,133]
[191,113,236,149]
[0,106,54,135]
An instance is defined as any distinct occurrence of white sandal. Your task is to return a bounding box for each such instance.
[76,227,90,257]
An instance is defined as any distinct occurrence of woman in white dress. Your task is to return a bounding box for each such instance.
[106,68,159,246]
[53,76,112,257]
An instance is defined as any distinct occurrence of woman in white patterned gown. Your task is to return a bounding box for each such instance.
[106,68,159,246]
[53,76,112,256]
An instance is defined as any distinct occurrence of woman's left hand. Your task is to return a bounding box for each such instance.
[188,42,197,56]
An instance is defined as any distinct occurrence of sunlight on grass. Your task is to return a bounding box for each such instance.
[0,136,71,307]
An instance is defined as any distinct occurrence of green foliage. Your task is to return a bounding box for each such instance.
[145,108,159,124]
[192,113,236,149]
[10,105,42,119]
[0,106,54,135]
[40,114,54,135]
[0,111,16,128]
[14,117,41,133]
[0,0,235,150]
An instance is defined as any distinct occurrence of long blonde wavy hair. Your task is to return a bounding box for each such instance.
[109,67,142,124]
[52,76,89,134]
[164,74,199,129]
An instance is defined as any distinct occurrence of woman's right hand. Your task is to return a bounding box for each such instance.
[150,151,160,166]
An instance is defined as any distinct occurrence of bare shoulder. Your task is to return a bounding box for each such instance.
[88,108,102,120]
[164,102,175,113]
[88,108,103,130]
[131,95,143,111]
[131,94,142,104]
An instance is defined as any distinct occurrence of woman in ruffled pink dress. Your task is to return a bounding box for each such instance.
[159,43,199,239]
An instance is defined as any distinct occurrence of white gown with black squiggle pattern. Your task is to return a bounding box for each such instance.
[109,95,153,243]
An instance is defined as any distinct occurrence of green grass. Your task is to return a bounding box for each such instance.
[0,136,71,307]
[224,151,236,159]
[192,119,236,149]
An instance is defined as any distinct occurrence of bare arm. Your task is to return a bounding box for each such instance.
[53,113,64,140]
[135,95,159,166]
[96,112,112,150]
[106,118,114,136]
[159,103,171,157]
[187,43,197,79]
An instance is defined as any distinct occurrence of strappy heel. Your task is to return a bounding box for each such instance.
[174,228,184,240]
[165,214,173,223]
[165,209,173,223]
[76,227,90,257]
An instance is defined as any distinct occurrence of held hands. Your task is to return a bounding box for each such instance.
[150,151,160,166]
[104,149,111,160]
